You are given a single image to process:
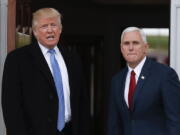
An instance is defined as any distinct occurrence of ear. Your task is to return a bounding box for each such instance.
[120,44,123,52]
[59,26,62,34]
[33,29,37,37]
[145,43,149,49]
[59,29,62,34]
[144,43,149,53]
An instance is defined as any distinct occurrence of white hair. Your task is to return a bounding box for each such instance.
[120,27,147,44]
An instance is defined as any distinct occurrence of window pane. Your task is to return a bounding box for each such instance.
[143,28,169,65]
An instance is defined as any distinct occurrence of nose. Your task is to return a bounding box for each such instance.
[129,43,134,50]
[47,25,53,32]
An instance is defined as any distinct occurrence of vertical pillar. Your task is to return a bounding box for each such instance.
[0,0,8,134]
[7,0,16,52]
[170,0,180,76]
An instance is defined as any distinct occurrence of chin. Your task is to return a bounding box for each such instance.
[47,41,58,45]
[127,58,136,62]
[44,44,56,49]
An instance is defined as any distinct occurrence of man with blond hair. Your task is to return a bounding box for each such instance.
[2,8,90,135]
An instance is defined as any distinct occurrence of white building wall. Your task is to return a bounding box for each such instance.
[170,0,180,77]
[0,0,7,134]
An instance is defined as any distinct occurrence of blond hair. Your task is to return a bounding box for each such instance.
[32,8,62,29]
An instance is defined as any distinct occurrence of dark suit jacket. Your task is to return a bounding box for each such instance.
[2,41,90,135]
[107,58,180,135]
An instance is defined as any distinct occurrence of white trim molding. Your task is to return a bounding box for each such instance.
[170,0,180,77]
[0,0,8,135]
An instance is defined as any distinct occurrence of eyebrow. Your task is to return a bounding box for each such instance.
[122,40,140,44]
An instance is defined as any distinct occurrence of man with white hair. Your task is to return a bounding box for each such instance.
[107,26,180,135]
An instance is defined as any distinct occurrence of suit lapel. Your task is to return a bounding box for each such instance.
[57,45,73,102]
[118,68,130,111]
[29,42,56,91]
[57,45,71,89]
[132,58,152,111]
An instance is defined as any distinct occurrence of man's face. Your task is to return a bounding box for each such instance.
[121,30,148,68]
[33,17,61,49]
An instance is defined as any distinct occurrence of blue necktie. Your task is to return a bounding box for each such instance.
[48,49,65,131]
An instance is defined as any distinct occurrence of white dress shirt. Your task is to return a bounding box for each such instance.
[38,43,71,122]
[124,57,146,107]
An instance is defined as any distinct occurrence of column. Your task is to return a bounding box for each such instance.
[170,0,180,77]
[0,0,7,134]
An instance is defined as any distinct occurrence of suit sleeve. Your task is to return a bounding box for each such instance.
[162,68,180,135]
[107,78,123,135]
[1,53,28,135]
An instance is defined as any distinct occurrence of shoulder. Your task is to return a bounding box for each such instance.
[7,45,32,58]
[58,44,79,58]
[111,67,127,83]
[58,44,82,63]
[148,58,174,73]
[4,45,33,66]
[147,58,179,80]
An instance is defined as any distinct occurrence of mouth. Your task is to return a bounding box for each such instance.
[46,35,55,40]
[127,53,136,56]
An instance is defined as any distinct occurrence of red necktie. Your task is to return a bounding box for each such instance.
[128,70,136,110]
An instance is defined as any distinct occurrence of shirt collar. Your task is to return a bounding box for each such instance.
[38,42,58,55]
[128,56,146,78]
